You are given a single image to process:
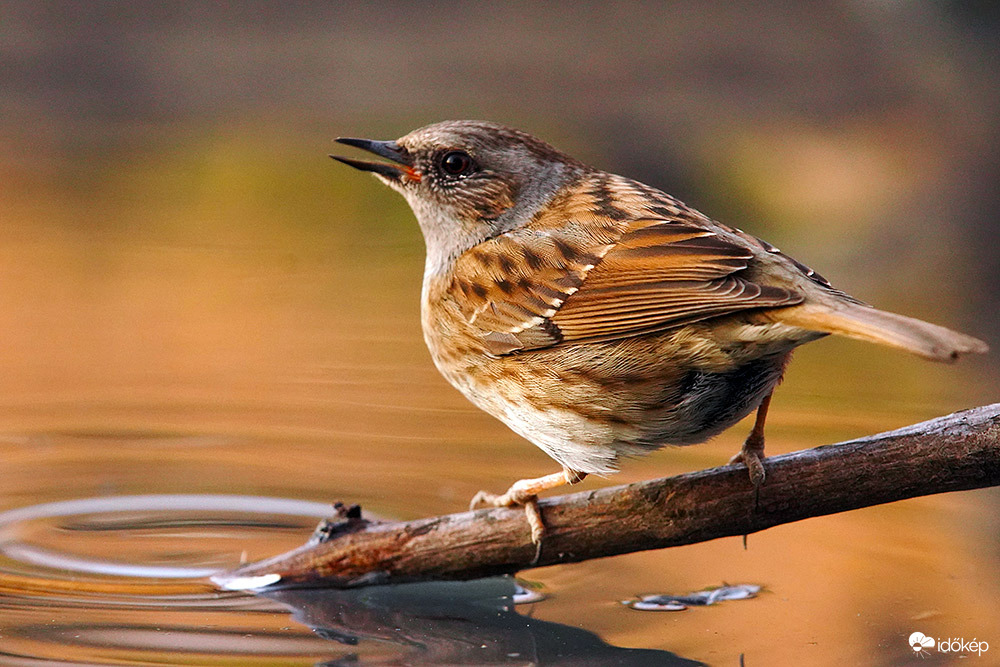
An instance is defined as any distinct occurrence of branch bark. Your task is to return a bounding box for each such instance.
[214,403,1000,590]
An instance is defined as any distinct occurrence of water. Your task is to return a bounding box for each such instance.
[1,151,997,664]
[1,425,997,665]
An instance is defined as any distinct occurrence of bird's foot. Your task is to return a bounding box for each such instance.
[470,487,546,546]
[729,443,766,488]
[469,469,585,549]
[732,394,772,490]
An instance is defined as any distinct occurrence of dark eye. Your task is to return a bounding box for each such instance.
[439,150,476,176]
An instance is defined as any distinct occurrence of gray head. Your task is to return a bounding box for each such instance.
[332,120,585,274]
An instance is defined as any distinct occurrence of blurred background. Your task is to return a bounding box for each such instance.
[0,2,998,665]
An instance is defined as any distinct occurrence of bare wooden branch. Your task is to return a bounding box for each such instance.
[214,404,1000,590]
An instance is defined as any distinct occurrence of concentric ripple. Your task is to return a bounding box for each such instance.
[0,493,359,664]
[0,494,333,581]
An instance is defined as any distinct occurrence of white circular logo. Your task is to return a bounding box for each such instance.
[909,632,935,653]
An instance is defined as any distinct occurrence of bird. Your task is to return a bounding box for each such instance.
[331,120,988,544]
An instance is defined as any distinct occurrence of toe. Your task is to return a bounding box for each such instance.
[745,453,766,487]
[469,491,497,510]
[730,451,766,487]
[525,499,545,545]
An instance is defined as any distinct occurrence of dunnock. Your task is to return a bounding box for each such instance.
[333,120,987,542]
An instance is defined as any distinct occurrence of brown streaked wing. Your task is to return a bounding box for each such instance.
[553,276,797,341]
[581,220,754,287]
[448,214,620,351]
[450,215,802,354]
[549,219,802,343]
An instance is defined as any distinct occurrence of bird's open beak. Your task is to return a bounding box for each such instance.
[331,138,419,182]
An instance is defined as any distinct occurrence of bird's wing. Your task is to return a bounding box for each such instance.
[449,204,803,355]
[550,217,802,343]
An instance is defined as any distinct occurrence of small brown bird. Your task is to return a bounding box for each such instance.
[333,120,987,542]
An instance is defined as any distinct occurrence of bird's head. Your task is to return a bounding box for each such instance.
[333,120,584,273]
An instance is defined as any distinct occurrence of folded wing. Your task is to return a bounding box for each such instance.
[449,212,802,354]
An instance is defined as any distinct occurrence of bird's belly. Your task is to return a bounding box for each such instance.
[435,327,795,475]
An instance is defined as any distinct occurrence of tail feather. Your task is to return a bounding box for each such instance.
[769,302,988,363]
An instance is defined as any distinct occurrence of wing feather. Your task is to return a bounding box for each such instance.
[446,175,803,354]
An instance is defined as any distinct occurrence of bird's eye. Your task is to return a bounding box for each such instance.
[439,150,476,176]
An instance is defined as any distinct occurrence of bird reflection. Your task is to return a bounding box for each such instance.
[265,577,702,666]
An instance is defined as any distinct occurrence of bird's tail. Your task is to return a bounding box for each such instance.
[769,301,988,362]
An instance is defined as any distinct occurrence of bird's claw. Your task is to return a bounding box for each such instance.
[469,490,498,511]
[470,489,546,548]
[729,449,766,488]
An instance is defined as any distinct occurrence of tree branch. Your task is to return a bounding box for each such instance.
[214,403,1000,590]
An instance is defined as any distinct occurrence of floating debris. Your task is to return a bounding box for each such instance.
[625,584,761,611]
[512,581,546,604]
[630,597,688,612]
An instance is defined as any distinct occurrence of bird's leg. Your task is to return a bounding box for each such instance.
[470,468,587,545]
[729,392,772,488]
